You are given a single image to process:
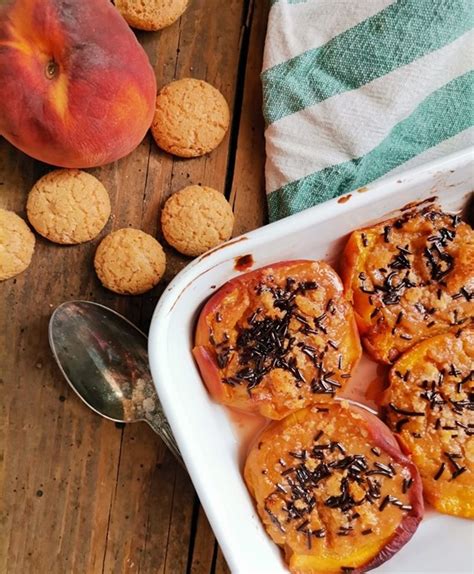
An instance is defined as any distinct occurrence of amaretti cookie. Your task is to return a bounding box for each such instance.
[151,79,230,157]
[0,209,35,281]
[94,228,166,294]
[27,169,111,245]
[161,185,234,256]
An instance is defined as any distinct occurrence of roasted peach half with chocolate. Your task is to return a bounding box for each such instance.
[382,327,474,519]
[244,402,423,574]
[193,260,361,419]
[342,203,474,364]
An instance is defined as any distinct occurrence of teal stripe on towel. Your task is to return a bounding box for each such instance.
[262,0,473,124]
[267,71,474,220]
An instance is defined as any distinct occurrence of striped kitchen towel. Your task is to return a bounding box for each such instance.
[262,0,474,221]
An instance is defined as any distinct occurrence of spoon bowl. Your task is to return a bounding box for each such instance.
[49,300,181,462]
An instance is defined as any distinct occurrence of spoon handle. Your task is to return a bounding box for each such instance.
[144,409,184,465]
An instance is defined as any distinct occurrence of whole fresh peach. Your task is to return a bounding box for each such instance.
[0,0,157,168]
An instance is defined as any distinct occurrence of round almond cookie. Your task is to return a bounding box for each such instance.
[161,185,234,256]
[115,0,188,31]
[27,170,111,245]
[0,209,35,281]
[151,79,230,157]
[94,228,166,295]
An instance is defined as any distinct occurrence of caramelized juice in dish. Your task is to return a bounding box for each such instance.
[226,408,269,465]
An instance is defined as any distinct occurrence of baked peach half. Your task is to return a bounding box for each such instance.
[193,260,361,419]
[342,203,474,364]
[244,402,423,574]
[382,326,474,518]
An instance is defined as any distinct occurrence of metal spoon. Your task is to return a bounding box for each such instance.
[48,300,182,463]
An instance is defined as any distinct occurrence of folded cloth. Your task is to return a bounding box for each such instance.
[262,0,474,221]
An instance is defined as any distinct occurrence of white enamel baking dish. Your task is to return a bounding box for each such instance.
[149,149,474,574]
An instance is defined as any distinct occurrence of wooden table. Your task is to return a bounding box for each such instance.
[0,1,268,571]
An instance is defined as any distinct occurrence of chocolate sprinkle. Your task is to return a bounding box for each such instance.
[296,519,309,532]
[379,495,391,511]
[314,430,324,442]
[265,506,286,533]
[379,495,407,511]
[370,308,380,319]
[261,412,417,546]
[424,245,454,281]
[434,463,445,480]
[395,418,410,432]
[402,477,413,493]
[389,403,424,417]
[451,467,467,480]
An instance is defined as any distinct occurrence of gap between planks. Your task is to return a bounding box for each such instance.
[101,1,266,573]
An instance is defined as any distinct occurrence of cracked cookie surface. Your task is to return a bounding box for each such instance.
[151,79,230,158]
[94,228,166,295]
[0,209,35,281]
[161,185,234,256]
[115,0,188,31]
[27,170,111,245]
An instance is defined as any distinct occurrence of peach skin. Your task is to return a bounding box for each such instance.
[193,260,361,419]
[0,0,156,168]
[244,402,424,574]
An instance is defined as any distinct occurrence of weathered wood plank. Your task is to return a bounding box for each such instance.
[0,140,125,574]
[213,547,230,574]
[229,0,269,236]
[0,1,268,573]
[188,505,216,574]
[138,0,247,326]
[101,1,248,572]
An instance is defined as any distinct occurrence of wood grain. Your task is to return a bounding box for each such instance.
[0,1,268,573]
[229,0,269,236]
